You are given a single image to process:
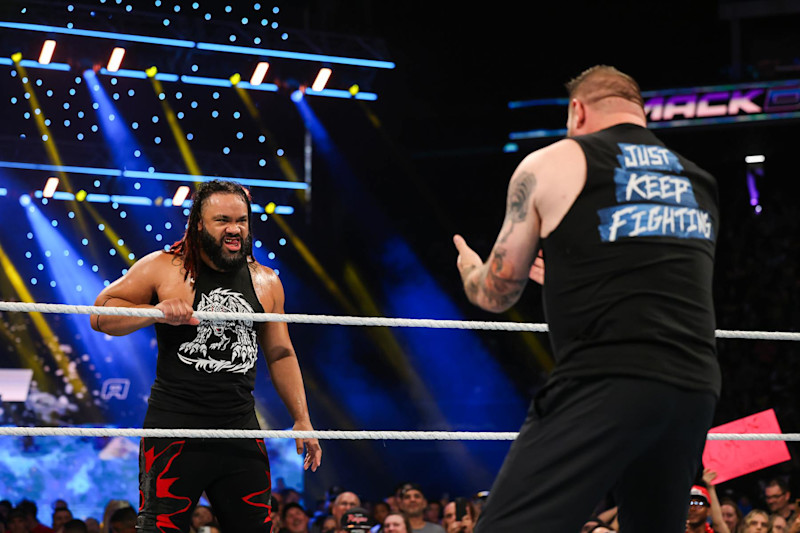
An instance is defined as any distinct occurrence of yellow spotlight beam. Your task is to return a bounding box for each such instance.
[0,241,88,396]
[355,101,554,370]
[234,86,307,204]
[149,76,202,177]
[12,56,130,266]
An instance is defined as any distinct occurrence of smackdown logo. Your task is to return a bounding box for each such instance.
[644,82,800,122]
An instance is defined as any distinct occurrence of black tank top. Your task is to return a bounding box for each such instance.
[541,123,721,395]
[146,259,266,426]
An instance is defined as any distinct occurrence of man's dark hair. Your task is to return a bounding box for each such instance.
[281,502,307,521]
[18,499,38,519]
[110,506,137,526]
[53,507,73,519]
[766,478,791,493]
[565,65,644,109]
[401,483,425,498]
[166,179,254,283]
[63,519,89,533]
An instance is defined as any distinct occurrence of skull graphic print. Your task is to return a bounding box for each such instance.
[178,288,258,374]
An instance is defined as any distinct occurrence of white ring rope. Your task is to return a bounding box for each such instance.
[0,427,798,441]
[0,301,797,340]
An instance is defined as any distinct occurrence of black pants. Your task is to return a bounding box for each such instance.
[137,437,272,533]
[473,376,717,533]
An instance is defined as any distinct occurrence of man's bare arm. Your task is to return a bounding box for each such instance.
[455,167,541,313]
[255,266,321,471]
[90,251,197,335]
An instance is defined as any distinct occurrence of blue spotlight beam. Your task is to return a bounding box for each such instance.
[0,21,395,69]
[0,161,308,191]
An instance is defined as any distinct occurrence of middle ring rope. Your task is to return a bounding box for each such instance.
[0,301,798,340]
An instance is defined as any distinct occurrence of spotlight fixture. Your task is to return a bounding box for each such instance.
[39,40,56,64]
[107,47,126,72]
[172,186,190,207]
[42,177,59,198]
[311,67,332,92]
[250,62,270,85]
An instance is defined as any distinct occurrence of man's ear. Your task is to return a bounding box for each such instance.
[572,98,587,130]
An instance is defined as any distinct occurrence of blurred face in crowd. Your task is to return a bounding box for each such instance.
[721,504,739,532]
[52,508,73,531]
[745,511,770,533]
[7,516,26,533]
[772,515,788,533]
[332,492,360,524]
[372,502,390,526]
[191,506,213,530]
[321,516,337,533]
[442,502,474,531]
[687,497,709,526]
[401,489,426,518]
[383,514,409,533]
[424,501,441,524]
[283,506,309,533]
[765,485,791,513]
[85,518,100,533]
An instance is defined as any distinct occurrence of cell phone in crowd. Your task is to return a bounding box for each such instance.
[198,528,210,533]
[455,497,468,521]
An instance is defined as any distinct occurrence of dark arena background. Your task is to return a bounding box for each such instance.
[1,0,799,528]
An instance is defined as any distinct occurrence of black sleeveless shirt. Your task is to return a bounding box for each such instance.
[146,260,266,426]
[541,123,721,395]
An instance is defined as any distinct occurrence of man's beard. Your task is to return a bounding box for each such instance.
[199,227,251,271]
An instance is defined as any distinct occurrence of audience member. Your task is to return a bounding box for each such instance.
[99,501,131,533]
[423,502,441,526]
[108,507,136,533]
[720,498,743,533]
[686,485,714,533]
[765,479,796,523]
[280,502,310,533]
[84,518,100,533]
[320,516,338,533]
[742,510,770,533]
[62,520,88,533]
[773,514,789,533]
[19,500,54,533]
[398,484,444,533]
[441,499,475,533]
[190,505,215,533]
[371,502,390,528]
[382,513,412,533]
[331,492,361,531]
[52,508,73,532]
[6,510,25,533]
[0,501,11,522]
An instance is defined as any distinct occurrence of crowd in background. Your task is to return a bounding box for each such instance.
[2,470,800,533]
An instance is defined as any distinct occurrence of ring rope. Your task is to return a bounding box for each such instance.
[0,301,798,340]
[0,427,798,441]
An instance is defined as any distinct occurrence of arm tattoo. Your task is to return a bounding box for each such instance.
[483,248,527,306]
[499,171,537,243]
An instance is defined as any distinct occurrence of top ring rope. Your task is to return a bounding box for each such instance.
[0,427,799,441]
[0,301,798,341]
